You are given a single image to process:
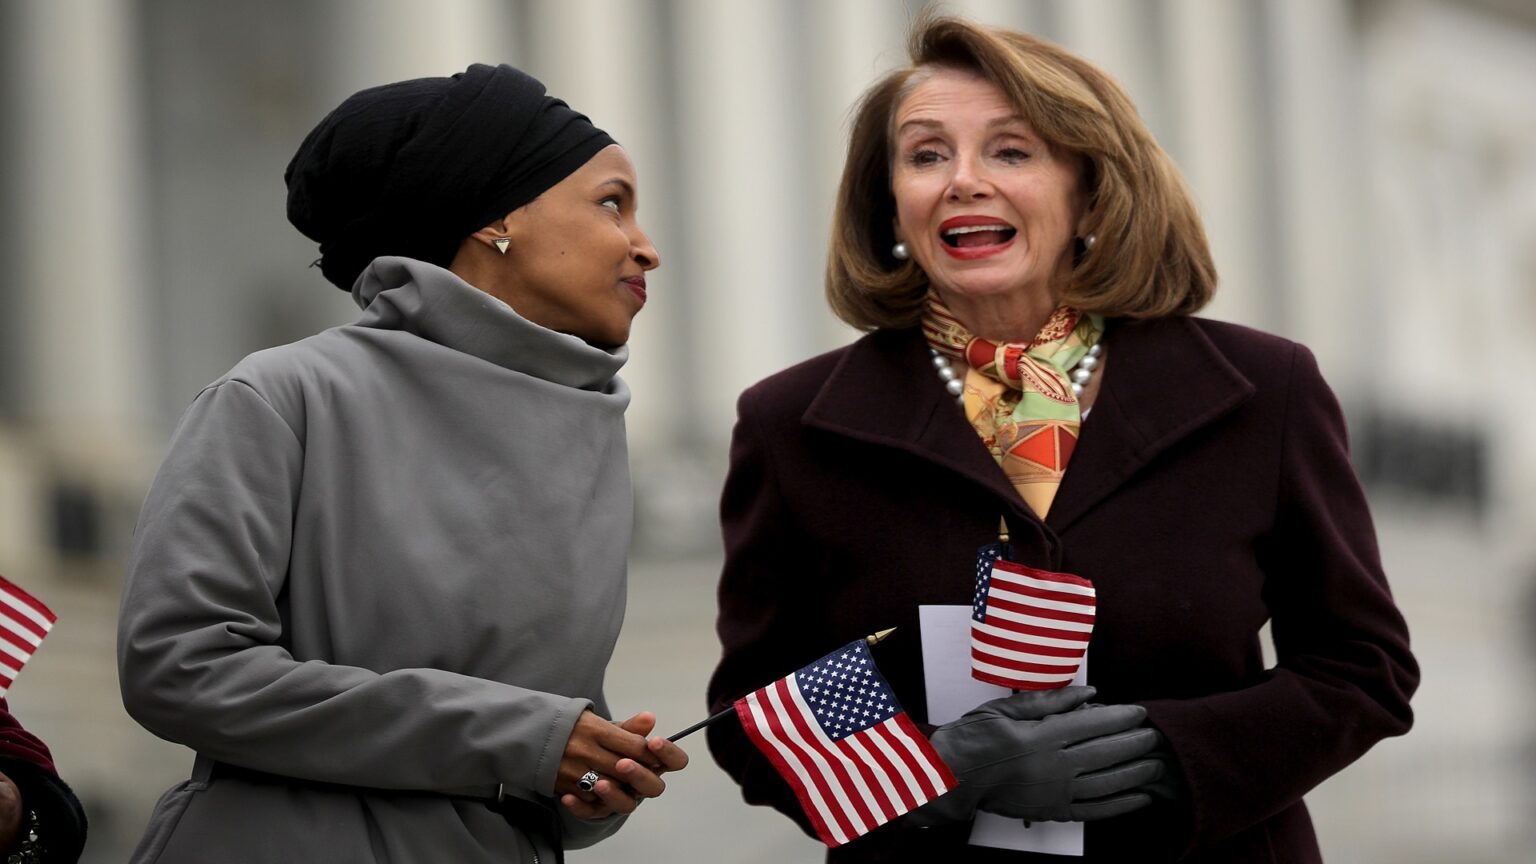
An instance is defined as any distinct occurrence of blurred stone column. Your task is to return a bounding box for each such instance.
[2,6,163,857]
[1264,0,1366,387]
[1363,0,1536,555]
[519,0,722,554]
[1056,0,1171,142]
[11,0,149,435]
[1162,0,1270,331]
[804,0,908,350]
[519,0,682,458]
[669,0,820,443]
[946,0,1044,35]
[9,0,151,574]
[319,0,515,96]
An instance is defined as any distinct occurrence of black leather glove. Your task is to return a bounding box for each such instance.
[909,686,1163,826]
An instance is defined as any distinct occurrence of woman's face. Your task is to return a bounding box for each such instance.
[493,144,659,347]
[890,67,1085,310]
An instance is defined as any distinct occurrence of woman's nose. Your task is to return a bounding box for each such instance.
[632,226,660,270]
[946,155,993,201]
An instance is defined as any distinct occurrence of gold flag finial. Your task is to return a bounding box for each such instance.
[865,628,896,646]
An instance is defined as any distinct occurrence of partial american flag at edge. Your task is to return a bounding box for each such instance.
[0,573,56,698]
[733,639,957,847]
[971,547,1095,690]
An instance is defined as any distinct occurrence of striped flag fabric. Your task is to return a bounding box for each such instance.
[0,574,56,697]
[971,548,1095,690]
[734,639,958,847]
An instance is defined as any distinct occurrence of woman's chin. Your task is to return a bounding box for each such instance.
[932,274,1044,304]
[572,325,631,350]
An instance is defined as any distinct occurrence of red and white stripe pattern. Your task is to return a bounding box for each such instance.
[734,640,957,846]
[971,556,1095,690]
[0,574,56,697]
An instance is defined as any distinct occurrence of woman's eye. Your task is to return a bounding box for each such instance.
[906,148,944,167]
[995,147,1030,164]
[600,198,621,213]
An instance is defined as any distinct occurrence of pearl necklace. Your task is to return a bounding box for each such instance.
[928,340,1104,405]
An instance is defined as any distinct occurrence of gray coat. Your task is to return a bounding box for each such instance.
[119,257,634,863]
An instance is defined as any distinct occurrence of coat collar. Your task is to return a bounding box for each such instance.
[802,318,1255,534]
[1045,316,1255,532]
[352,256,628,392]
[803,328,1029,518]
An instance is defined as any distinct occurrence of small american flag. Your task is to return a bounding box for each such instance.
[734,639,957,846]
[971,548,1095,690]
[0,574,56,697]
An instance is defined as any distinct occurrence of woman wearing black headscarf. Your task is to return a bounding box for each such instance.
[117,64,686,864]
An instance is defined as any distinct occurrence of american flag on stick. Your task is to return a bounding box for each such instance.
[0,574,56,698]
[734,638,957,847]
[971,547,1095,690]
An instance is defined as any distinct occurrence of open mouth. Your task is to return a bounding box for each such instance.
[940,223,1017,248]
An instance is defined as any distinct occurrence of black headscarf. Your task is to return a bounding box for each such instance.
[285,63,615,291]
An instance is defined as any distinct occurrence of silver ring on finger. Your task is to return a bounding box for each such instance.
[577,769,601,792]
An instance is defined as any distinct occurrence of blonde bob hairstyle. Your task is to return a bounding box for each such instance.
[827,15,1216,331]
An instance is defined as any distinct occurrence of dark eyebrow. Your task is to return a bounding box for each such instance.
[597,177,635,197]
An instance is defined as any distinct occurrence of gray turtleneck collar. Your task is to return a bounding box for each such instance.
[351,256,628,393]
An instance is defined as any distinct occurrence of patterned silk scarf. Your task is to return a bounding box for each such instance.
[922,293,1104,519]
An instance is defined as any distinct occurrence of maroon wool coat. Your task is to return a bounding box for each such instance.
[1,697,88,860]
[706,317,1418,863]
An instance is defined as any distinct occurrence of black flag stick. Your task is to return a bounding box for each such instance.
[666,627,898,742]
[664,706,733,743]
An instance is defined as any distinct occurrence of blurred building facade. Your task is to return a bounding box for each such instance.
[0,1,1533,861]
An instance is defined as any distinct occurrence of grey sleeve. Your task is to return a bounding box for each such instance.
[559,809,625,850]
[117,380,587,798]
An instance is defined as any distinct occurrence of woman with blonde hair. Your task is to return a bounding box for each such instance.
[708,16,1416,863]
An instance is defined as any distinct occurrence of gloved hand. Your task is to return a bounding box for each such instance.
[1138,733,1189,807]
[908,686,1163,826]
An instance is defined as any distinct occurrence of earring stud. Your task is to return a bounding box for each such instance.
[1082,234,1097,251]
[892,241,910,261]
[494,237,510,255]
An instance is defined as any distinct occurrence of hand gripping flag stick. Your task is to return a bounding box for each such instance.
[699,627,956,846]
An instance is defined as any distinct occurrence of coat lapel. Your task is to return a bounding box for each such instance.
[801,328,1036,522]
[1045,317,1256,533]
[801,319,1256,538]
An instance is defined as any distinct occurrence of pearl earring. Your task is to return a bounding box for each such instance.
[493,237,510,255]
[892,241,910,261]
[1082,234,1097,251]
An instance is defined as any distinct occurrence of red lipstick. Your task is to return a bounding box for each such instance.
[938,215,1017,260]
